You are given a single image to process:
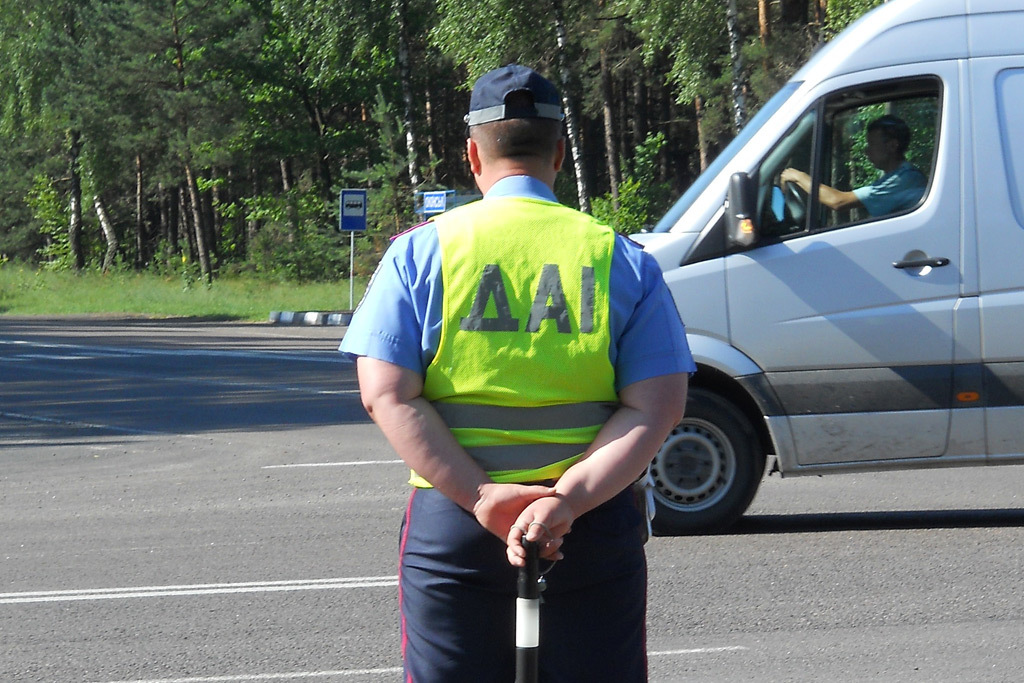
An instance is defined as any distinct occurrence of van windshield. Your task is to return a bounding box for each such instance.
[652,81,802,233]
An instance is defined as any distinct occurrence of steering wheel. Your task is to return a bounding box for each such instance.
[783,180,808,227]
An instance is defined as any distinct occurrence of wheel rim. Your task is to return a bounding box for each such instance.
[650,418,737,512]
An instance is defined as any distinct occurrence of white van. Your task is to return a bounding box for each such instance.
[638,0,1024,534]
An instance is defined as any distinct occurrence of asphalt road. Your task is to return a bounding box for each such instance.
[2,318,1024,682]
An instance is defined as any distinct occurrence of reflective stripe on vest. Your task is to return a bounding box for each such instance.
[418,197,619,486]
[431,401,618,473]
[431,401,618,431]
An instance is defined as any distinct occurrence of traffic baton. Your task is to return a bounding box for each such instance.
[515,538,541,683]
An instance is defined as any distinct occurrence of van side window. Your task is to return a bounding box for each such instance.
[756,77,941,237]
[756,111,816,239]
[995,68,1024,229]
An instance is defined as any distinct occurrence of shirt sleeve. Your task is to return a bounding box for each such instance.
[338,225,443,375]
[610,236,696,391]
[854,165,927,217]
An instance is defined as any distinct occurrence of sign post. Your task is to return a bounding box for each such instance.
[339,189,368,311]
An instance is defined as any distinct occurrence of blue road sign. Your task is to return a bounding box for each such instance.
[422,191,449,215]
[339,189,368,232]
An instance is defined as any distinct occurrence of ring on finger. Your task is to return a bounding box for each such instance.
[528,521,552,538]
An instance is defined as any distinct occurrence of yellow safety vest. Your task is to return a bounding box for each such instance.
[416,196,618,487]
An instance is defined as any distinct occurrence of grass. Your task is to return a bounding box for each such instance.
[0,263,367,322]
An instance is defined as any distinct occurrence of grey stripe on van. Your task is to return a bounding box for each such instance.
[432,401,618,431]
[981,361,1024,408]
[765,366,951,415]
[755,362,1024,416]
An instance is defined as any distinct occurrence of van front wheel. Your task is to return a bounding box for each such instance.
[649,389,764,535]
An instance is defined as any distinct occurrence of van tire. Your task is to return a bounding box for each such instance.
[649,388,764,535]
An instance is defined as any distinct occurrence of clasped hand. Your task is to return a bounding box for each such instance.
[471,483,575,567]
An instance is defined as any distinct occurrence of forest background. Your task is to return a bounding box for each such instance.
[0,0,884,290]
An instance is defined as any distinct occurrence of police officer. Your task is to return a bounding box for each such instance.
[340,64,695,682]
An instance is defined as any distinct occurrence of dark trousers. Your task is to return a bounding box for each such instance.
[399,486,648,683]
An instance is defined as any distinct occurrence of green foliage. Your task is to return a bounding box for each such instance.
[591,177,650,234]
[431,0,565,78]
[238,189,347,282]
[0,0,889,284]
[826,0,887,36]
[592,133,671,234]
[630,0,724,104]
[25,175,72,269]
[346,87,417,252]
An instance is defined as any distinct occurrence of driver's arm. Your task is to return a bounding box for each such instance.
[781,168,862,212]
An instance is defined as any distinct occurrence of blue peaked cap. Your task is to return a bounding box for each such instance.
[465,65,565,126]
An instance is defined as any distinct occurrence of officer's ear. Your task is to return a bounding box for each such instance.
[467,136,483,176]
[552,137,565,173]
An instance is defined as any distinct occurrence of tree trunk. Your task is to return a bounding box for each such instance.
[246,166,260,256]
[424,83,438,184]
[759,0,771,46]
[657,74,673,180]
[94,196,119,272]
[158,182,175,267]
[726,0,747,132]
[600,48,620,209]
[552,0,590,212]
[695,95,709,173]
[394,0,420,187]
[184,164,212,283]
[204,171,219,264]
[178,185,193,261]
[171,4,209,283]
[814,0,827,44]
[67,129,85,270]
[280,158,299,237]
[633,77,648,151]
[135,154,145,268]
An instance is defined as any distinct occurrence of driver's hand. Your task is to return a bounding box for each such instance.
[780,167,802,185]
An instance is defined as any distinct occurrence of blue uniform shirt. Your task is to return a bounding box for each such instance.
[339,175,695,391]
[853,161,927,217]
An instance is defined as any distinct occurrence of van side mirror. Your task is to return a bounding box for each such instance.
[726,172,758,248]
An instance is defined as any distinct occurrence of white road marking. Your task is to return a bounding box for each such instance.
[263,460,403,469]
[649,646,749,656]
[92,669,403,683]
[0,339,345,364]
[89,647,750,682]
[88,649,750,683]
[0,577,397,605]
[0,410,169,436]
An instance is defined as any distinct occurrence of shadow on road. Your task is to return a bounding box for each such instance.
[730,508,1024,534]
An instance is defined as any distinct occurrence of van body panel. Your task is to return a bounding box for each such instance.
[971,58,1024,459]
[975,63,1024,302]
[683,334,761,380]
[968,4,1024,59]
[661,259,730,358]
[957,59,981,300]
[632,231,699,273]
[785,410,949,466]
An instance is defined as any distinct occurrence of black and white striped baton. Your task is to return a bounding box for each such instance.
[515,538,541,683]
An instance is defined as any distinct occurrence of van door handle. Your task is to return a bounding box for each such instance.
[893,257,950,269]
